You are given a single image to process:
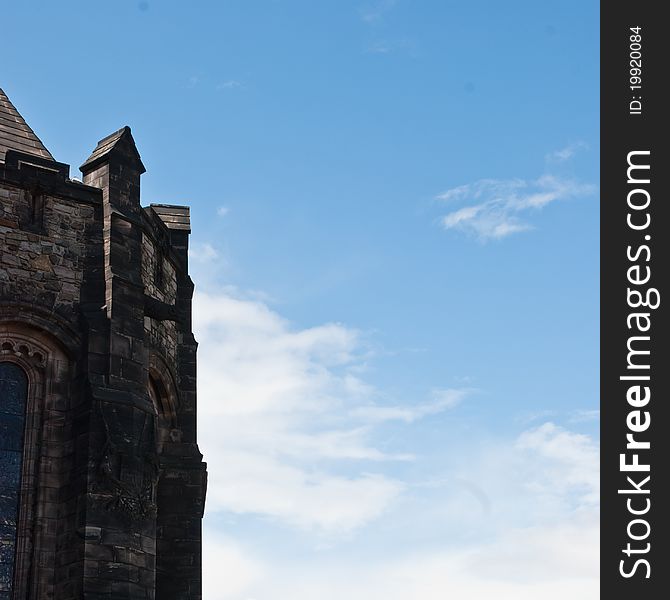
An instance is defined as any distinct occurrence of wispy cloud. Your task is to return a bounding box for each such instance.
[216,79,244,91]
[359,0,397,23]
[195,290,409,535]
[206,519,598,600]
[202,536,261,599]
[192,253,598,597]
[367,41,392,54]
[546,141,589,163]
[515,422,599,509]
[202,421,599,599]
[188,242,219,262]
[365,37,417,55]
[352,388,471,423]
[569,409,600,423]
[217,206,230,217]
[437,174,596,241]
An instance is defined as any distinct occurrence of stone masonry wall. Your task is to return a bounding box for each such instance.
[141,233,178,363]
[0,161,106,600]
[1,123,206,600]
[0,183,95,319]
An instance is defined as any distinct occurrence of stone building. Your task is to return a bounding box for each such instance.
[0,88,207,599]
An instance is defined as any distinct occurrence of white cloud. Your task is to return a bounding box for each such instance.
[200,421,599,600]
[209,450,404,533]
[569,409,600,423]
[202,535,262,600]
[359,0,397,23]
[352,387,470,423]
[401,422,599,541]
[203,521,598,600]
[195,290,409,535]
[437,178,526,204]
[368,41,392,54]
[189,242,219,262]
[217,206,230,217]
[437,174,596,240]
[192,280,598,597]
[217,80,244,90]
[515,422,599,509]
[546,141,589,163]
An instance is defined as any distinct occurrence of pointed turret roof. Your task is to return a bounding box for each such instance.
[80,126,146,174]
[0,87,54,162]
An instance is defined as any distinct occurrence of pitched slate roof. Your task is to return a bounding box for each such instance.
[0,87,54,162]
[80,126,146,174]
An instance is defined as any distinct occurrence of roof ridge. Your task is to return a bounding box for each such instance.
[80,125,146,174]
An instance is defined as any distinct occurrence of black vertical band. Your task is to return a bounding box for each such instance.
[601,3,670,597]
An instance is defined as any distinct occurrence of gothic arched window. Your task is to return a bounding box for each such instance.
[0,362,28,598]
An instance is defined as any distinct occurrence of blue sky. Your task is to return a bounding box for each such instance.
[5,1,599,597]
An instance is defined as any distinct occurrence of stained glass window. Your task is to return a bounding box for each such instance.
[0,362,27,598]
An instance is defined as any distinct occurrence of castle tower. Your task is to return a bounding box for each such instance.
[0,88,207,599]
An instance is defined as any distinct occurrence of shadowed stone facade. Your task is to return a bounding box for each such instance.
[0,88,207,599]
